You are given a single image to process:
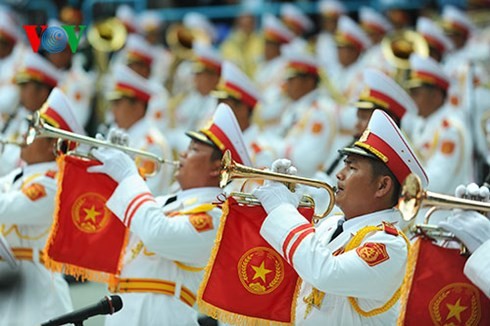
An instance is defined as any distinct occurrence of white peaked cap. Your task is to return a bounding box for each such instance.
[343,109,429,187]
[408,54,450,91]
[0,11,19,43]
[263,14,295,44]
[284,49,319,78]
[416,17,454,55]
[357,68,417,121]
[186,103,252,166]
[183,12,217,42]
[16,53,62,88]
[442,5,476,36]
[107,65,154,103]
[336,15,372,51]
[138,10,163,32]
[192,43,223,74]
[215,61,261,108]
[125,34,155,65]
[116,4,138,33]
[318,0,347,16]
[280,3,314,33]
[40,87,85,135]
[359,6,393,34]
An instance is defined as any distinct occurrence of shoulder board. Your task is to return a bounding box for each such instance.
[178,203,217,215]
[381,221,399,236]
[45,170,57,179]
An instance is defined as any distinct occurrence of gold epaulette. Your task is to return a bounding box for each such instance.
[177,203,217,215]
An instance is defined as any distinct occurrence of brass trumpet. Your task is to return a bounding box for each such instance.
[25,111,179,176]
[398,173,490,221]
[220,150,336,221]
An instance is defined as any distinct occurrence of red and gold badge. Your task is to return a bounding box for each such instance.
[356,242,390,267]
[237,247,284,295]
[22,183,47,201]
[311,122,323,134]
[71,192,111,233]
[189,213,214,232]
[429,282,481,326]
[441,140,456,155]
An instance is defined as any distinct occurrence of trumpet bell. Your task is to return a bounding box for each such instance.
[87,17,127,53]
[166,23,211,61]
[399,173,423,221]
[399,173,490,222]
[381,30,429,84]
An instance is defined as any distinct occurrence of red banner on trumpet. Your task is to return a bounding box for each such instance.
[198,197,314,326]
[44,155,128,282]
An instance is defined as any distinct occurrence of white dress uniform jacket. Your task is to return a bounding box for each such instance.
[0,162,73,326]
[105,174,222,325]
[260,206,408,325]
[126,118,173,196]
[0,106,30,177]
[464,239,490,298]
[163,91,217,154]
[411,105,472,194]
[278,89,337,178]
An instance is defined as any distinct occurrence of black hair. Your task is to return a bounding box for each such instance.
[367,157,401,206]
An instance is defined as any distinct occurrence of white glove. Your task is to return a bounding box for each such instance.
[87,148,138,183]
[439,211,490,253]
[253,182,300,214]
[271,158,297,176]
[95,127,129,146]
[454,183,490,201]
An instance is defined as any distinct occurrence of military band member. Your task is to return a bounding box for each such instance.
[328,16,371,157]
[0,53,61,177]
[0,11,24,125]
[87,104,252,325]
[359,6,394,74]
[163,44,222,154]
[0,88,84,325]
[254,14,294,133]
[213,61,274,169]
[253,109,428,324]
[279,3,314,53]
[107,65,173,196]
[407,54,472,194]
[316,0,346,71]
[415,17,454,64]
[276,52,337,179]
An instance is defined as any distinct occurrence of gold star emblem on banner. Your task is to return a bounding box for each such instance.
[83,205,101,223]
[251,261,272,282]
[446,298,467,322]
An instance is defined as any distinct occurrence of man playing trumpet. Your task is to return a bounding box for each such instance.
[253,110,428,324]
[88,104,252,325]
[0,88,84,325]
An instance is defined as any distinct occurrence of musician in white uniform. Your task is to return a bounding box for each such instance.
[87,104,252,325]
[0,88,84,325]
[253,110,429,324]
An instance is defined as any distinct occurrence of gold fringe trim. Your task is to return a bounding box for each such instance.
[396,237,421,325]
[43,155,129,284]
[197,199,295,326]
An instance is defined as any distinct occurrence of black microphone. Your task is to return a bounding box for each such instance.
[41,295,123,326]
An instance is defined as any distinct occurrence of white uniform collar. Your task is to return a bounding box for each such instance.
[175,187,222,204]
[22,161,58,175]
[126,118,150,139]
[342,208,400,235]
